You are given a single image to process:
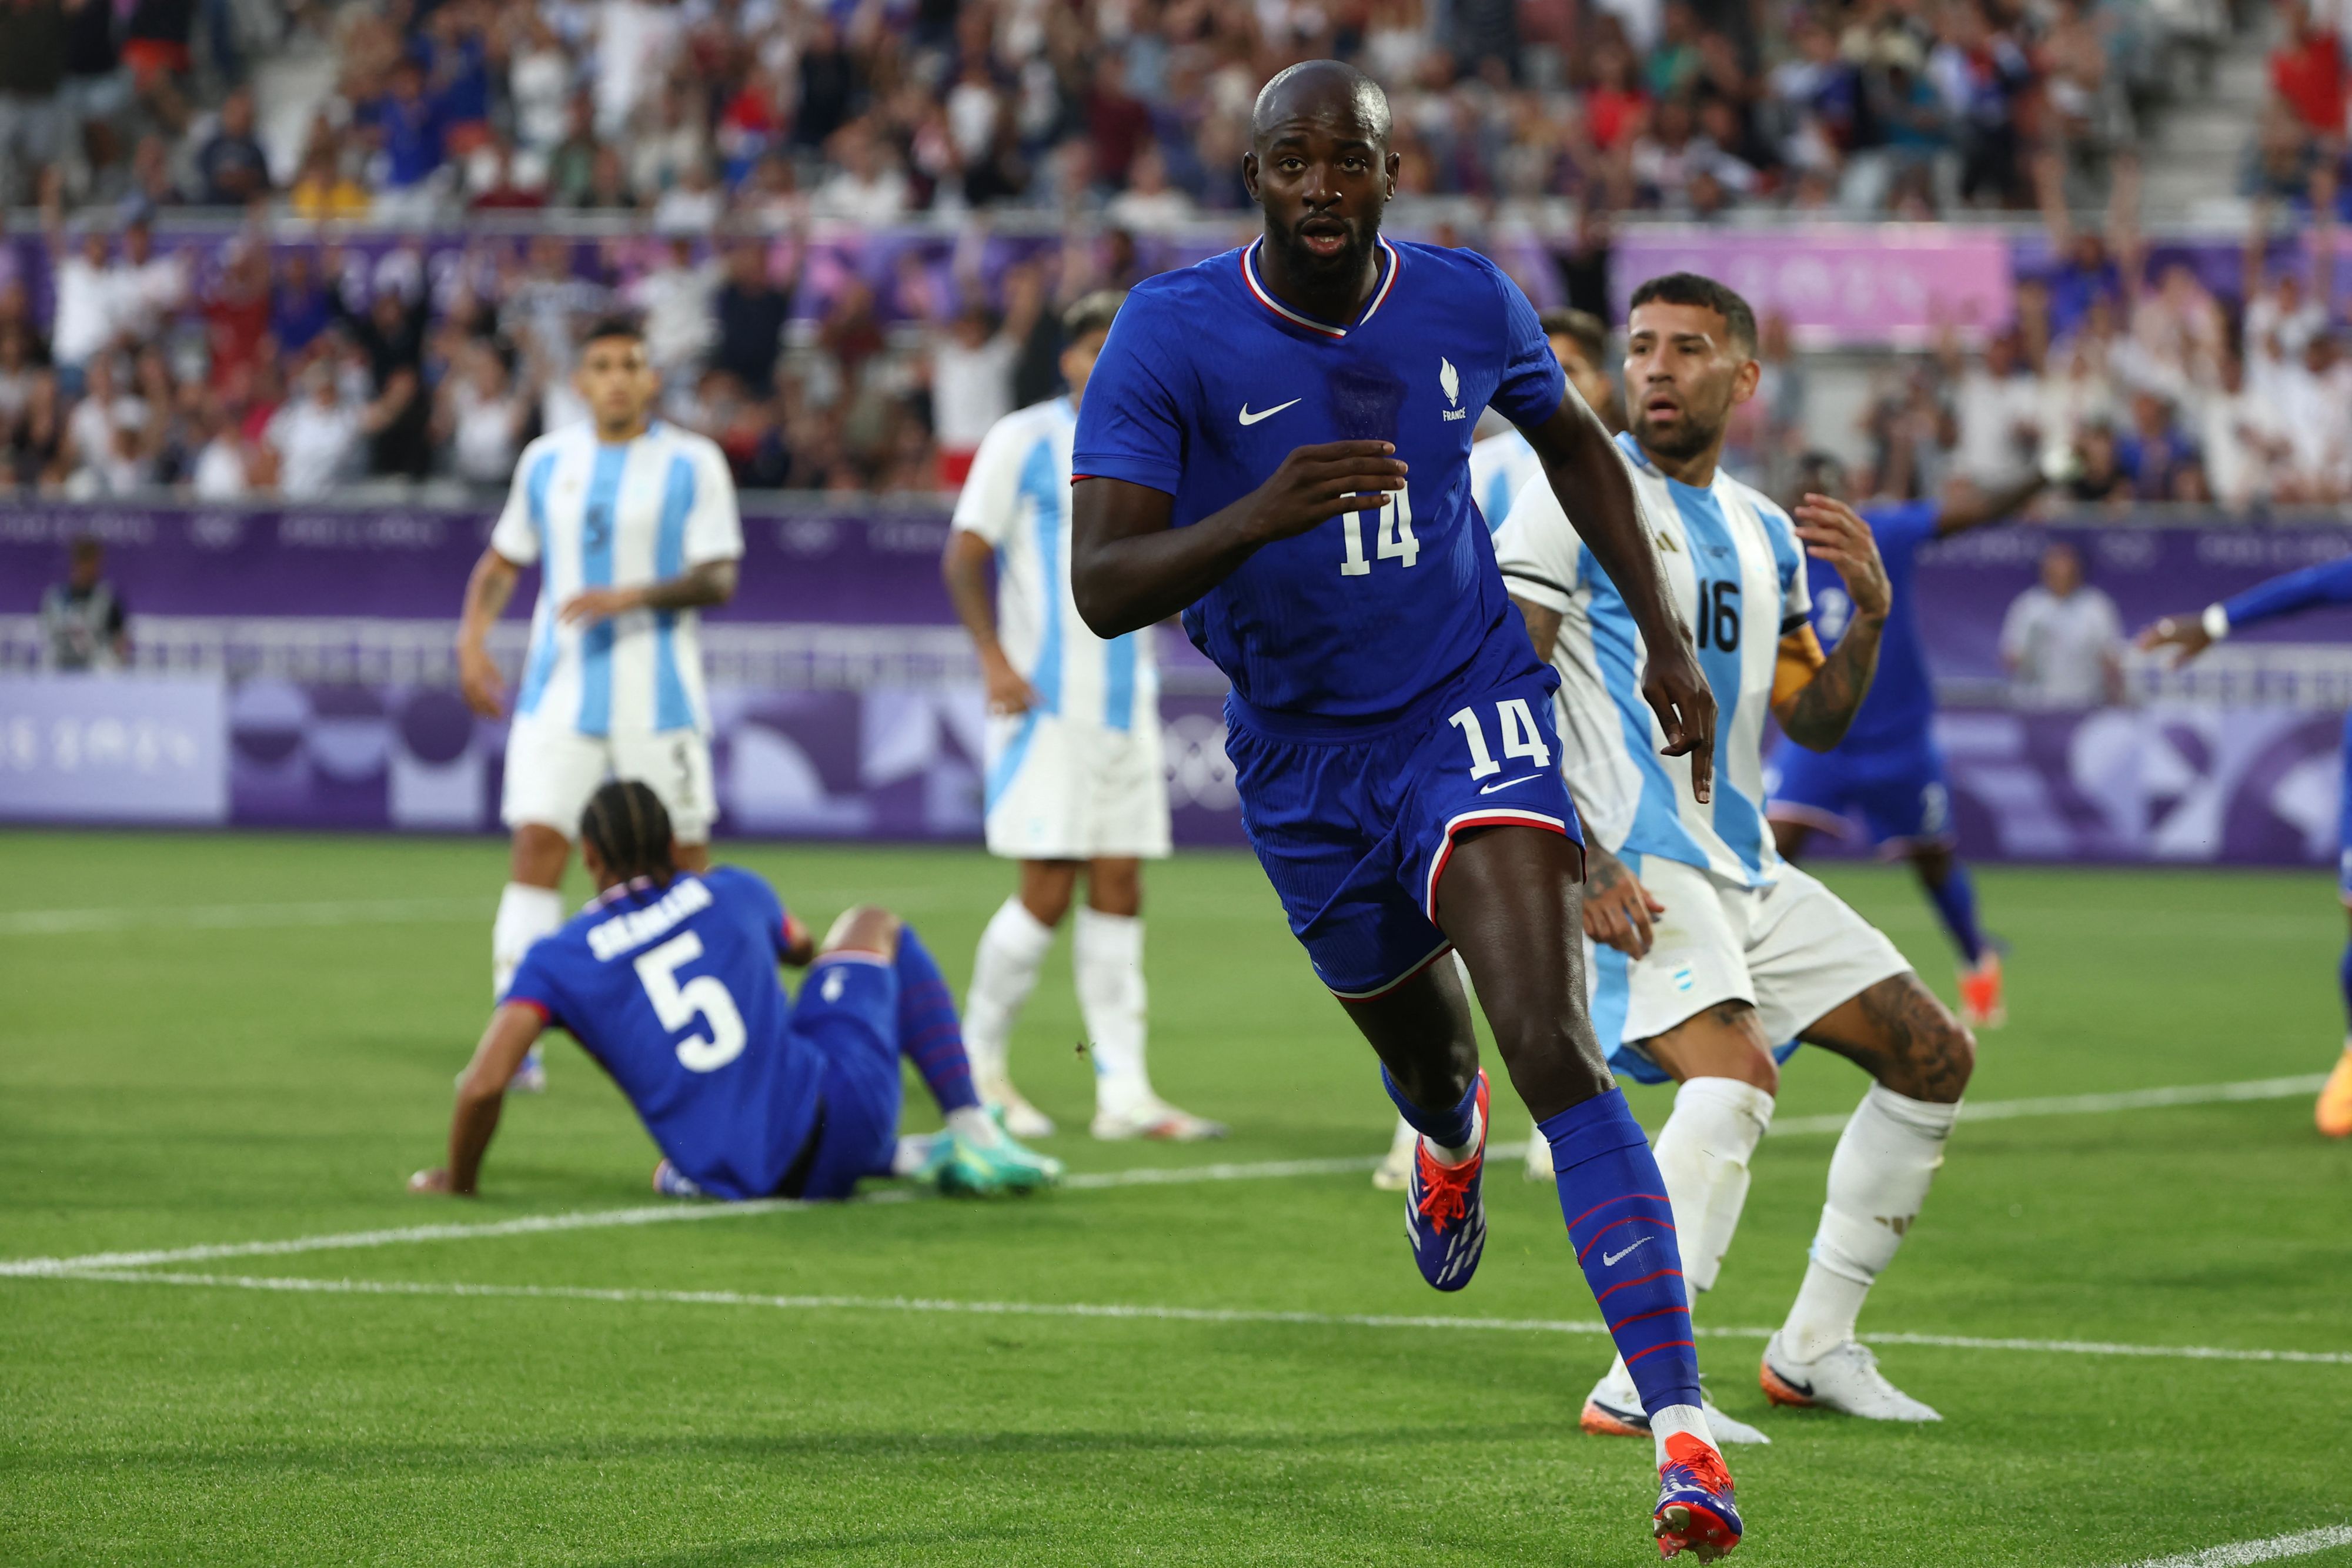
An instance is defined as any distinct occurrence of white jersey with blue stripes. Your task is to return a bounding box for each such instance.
[952,396,1158,732]
[489,420,743,738]
[1494,431,1809,889]
[1468,428,1541,536]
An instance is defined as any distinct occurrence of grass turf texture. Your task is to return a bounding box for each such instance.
[4,831,2351,1567]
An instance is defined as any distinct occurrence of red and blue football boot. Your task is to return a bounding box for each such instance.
[1403,1070,1488,1291]
[1653,1431,1742,1561]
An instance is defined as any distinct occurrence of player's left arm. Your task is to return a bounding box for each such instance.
[2139,554,2352,663]
[1772,493,1890,751]
[409,1002,545,1196]
[1934,471,2047,536]
[561,445,744,626]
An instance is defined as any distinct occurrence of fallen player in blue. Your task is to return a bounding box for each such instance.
[1763,451,2053,1030]
[2140,556,2352,1138]
[409,781,1061,1202]
[1067,59,1737,1560]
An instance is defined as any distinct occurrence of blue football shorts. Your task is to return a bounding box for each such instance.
[1766,736,1954,850]
[2337,713,2352,905]
[1224,646,1584,999]
[783,954,905,1200]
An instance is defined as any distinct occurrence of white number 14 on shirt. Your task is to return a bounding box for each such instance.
[1339,487,1418,576]
[1448,698,1552,780]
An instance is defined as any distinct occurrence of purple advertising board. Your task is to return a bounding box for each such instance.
[7,671,2340,869]
[0,674,228,823]
[1609,226,2016,343]
[12,504,2352,677]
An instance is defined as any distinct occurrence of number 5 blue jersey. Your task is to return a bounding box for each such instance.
[504,867,820,1200]
[1074,239,1567,728]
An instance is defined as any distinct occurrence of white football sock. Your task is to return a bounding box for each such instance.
[963,897,1055,1085]
[944,1104,1003,1148]
[1074,906,1152,1115]
[1650,1403,1716,1468]
[1652,1076,1776,1295]
[1780,1082,1962,1363]
[492,882,565,1000]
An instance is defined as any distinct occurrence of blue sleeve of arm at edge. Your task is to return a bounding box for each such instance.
[2221,555,2352,630]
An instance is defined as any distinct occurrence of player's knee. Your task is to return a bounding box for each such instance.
[1892,1010,1975,1104]
[1085,858,1142,917]
[510,824,570,888]
[823,904,902,959]
[1018,861,1081,926]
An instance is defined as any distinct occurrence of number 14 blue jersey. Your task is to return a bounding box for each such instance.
[1074,239,1567,729]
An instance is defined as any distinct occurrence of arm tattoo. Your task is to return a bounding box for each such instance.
[1780,616,1884,751]
[1585,841,1631,892]
[640,560,738,613]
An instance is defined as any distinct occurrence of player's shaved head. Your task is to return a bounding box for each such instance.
[1243,59,1401,307]
[1250,60,1391,152]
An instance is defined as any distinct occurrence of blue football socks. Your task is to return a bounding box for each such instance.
[1541,1089,1704,1417]
[1925,863,1987,967]
[1382,1064,1479,1152]
[894,925,980,1116]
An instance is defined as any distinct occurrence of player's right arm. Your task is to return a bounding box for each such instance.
[410,1002,544,1195]
[459,442,549,718]
[943,418,1040,716]
[2139,554,2352,663]
[1067,300,1405,636]
[1071,447,1408,636]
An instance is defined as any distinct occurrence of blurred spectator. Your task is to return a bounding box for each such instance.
[629,237,718,382]
[2276,329,2352,502]
[188,394,251,498]
[2198,352,2285,510]
[2000,541,2124,707]
[330,273,434,482]
[357,61,449,222]
[434,340,533,492]
[2114,392,2199,500]
[195,86,269,206]
[265,362,373,498]
[40,535,128,671]
[711,242,794,396]
[0,0,69,208]
[931,270,1044,486]
[1948,327,2043,490]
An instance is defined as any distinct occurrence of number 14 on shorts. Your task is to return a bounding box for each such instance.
[1448,698,1552,780]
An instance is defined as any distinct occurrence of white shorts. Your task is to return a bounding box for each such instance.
[984,709,1171,862]
[502,717,717,844]
[1591,853,1910,1079]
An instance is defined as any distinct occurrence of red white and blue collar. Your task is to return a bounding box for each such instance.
[1240,236,1401,339]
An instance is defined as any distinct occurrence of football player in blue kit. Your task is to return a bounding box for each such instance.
[409,782,1062,1202]
[1067,60,1741,1560]
[1763,452,2051,1030]
[2141,556,2352,1138]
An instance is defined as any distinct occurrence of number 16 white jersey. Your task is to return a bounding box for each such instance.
[490,420,743,738]
[1494,432,1809,890]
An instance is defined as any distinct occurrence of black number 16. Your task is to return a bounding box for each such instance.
[1693,579,1740,652]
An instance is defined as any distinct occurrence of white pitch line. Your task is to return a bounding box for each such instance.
[25,1269,2352,1369]
[0,1157,1382,1278]
[2120,1524,2352,1567]
[1768,1074,2330,1137]
[0,1071,2326,1279]
[0,897,486,937]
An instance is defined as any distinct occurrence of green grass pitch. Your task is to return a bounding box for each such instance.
[4,830,2351,1566]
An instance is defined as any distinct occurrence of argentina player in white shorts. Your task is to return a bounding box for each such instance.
[941,289,1221,1143]
[1495,274,1977,1436]
[457,316,743,1089]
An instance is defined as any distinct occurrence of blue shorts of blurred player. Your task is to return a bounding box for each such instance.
[1765,738,1953,851]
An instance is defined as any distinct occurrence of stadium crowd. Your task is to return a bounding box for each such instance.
[0,0,2334,501]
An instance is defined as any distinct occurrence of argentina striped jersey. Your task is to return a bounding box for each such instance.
[1494,432,1808,889]
[952,397,1157,732]
[489,420,743,737]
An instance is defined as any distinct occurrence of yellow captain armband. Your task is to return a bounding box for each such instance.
[1772,626,1827,706]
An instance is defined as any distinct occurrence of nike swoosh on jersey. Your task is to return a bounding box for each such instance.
[1478,775,1542,794]
[1601,1236,1652,1266]
[1238,399,1304,426]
